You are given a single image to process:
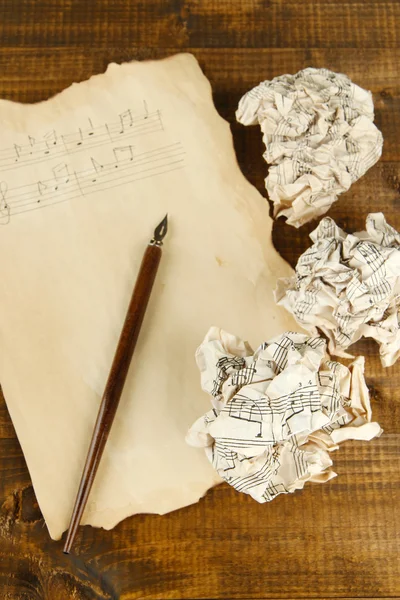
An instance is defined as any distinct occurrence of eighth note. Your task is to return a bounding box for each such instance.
[113,145,134,166]
[28,135,36,151]
[119,109,133,134]
[52,163,70,190]
[14,144,22,162]
[0,181,10,224]
[37,181,48,202]
[91,158,104,182]
[44,130,58,151]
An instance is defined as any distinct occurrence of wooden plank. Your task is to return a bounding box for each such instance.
[0,0,399,49]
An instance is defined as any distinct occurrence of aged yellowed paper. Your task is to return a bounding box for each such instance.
[0,54,296,540]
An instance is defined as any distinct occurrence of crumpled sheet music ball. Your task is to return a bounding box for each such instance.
[236,67,383,227]
[186,327,381,503]
[275,213,400,367]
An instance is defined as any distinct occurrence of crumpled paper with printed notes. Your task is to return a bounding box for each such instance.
[187,328,381,502]
[275,213,400,367]
[236,67,383,227]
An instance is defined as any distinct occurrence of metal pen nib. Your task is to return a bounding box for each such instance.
[151,214,168,246]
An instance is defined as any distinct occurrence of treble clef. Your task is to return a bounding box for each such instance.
[0,181,10,225]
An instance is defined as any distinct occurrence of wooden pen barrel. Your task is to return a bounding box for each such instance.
[63,242,162,554]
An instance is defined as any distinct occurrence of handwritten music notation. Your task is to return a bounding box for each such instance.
[0,107,163,172]
[0,142,185,224]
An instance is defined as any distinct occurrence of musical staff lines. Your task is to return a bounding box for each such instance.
[187,329,376,506]
[0,142,185,224]
[0,107,163,172]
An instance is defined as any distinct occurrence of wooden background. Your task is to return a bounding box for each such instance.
[0,1,399,598]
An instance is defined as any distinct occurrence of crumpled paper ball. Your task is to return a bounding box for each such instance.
[236,67,383,227]
[186,327,381,503]
[275,213,400,367]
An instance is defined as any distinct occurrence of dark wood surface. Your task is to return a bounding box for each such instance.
[0,1,399,599]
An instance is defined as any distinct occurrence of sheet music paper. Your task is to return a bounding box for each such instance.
[275,213,400,367]
[0,54,298,540]
[187,328,381,502]
[236,68,383,228]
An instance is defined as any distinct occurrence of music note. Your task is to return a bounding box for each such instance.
[28,136,36,155]
[61,128,85,151]
[119,109,133,133]
[0,105,165,173]
[52,164,70,190]
[14,144,22,162]
[91,158,104,172]
[0,141,185,224]
[44,130,58,152]
[53,164,69,179]
[90,158,104,182]
[0,181,10,224]
[37,181,48,202]
[113,145,134,166]
[88,118,94,136]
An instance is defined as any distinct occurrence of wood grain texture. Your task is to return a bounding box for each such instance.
[0,1,399,598]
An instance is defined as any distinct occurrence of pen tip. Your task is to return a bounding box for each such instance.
[153,214,168,244]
